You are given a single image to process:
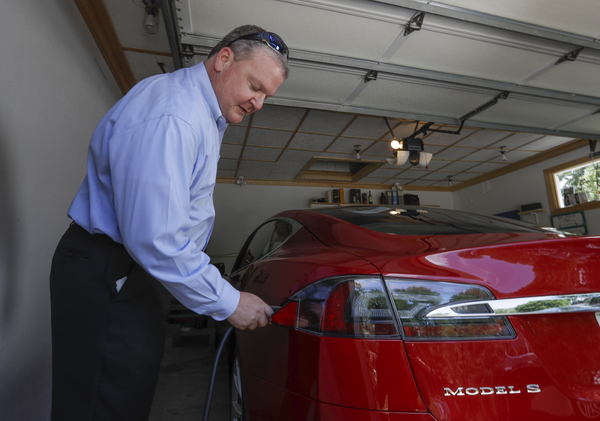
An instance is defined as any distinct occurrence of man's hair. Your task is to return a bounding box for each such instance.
[207,24,289,79]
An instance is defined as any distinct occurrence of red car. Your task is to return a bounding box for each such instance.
[223,205,600,421]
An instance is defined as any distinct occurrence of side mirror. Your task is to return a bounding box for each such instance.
[213,262,227,276]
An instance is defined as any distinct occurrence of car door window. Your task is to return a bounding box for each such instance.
[267,220,293,253]
[234,220,295,272]
[238,221,276,270]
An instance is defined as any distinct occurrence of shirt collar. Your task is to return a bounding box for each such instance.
[192,62,228,132]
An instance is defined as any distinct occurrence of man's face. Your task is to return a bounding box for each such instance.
[213,47,285,124]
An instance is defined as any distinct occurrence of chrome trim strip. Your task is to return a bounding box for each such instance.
[425,293,600,318]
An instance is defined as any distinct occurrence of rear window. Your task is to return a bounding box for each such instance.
[314,206,547,236]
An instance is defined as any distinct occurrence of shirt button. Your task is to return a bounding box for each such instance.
[212,312,217,316]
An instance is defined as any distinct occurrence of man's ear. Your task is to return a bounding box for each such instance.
[214,47,234,72]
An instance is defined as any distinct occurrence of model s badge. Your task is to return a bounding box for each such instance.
[444,385,541,396]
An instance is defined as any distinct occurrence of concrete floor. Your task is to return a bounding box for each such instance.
[149,322,230,421]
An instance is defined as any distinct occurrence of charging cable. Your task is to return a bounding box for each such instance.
[202,324,234,421]
[202,307,280,420]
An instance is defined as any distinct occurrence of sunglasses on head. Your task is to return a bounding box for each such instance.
[232,31,289,59]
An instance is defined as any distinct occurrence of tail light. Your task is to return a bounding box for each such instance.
[272,276,515,340]
[272,277,398,337]
[386,278,515,340]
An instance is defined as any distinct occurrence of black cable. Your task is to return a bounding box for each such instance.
[202,324,234,421]
[383,117,396,139]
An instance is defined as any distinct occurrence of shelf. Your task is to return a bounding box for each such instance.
[308,202,376,208]
[308,202,343,208]
[517,208,546,215]
[308,202,440,208]
[518,209,546,224]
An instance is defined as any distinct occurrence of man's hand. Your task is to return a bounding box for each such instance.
[227,292,273,330]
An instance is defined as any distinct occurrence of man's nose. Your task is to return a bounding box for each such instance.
[251,95,265,112]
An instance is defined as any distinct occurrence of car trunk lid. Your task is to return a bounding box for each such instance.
[383,236,600,421]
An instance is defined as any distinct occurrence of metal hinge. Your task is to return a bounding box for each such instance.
[556,46,584,65]
[182,43,195,60]
[364,70,378,83]
[404,12,425,36]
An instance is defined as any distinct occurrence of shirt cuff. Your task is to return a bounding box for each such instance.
[201,281,241,321]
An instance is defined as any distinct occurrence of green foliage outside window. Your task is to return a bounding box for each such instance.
[556,160,600,204]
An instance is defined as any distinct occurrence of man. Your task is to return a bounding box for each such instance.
[50,25,288,421]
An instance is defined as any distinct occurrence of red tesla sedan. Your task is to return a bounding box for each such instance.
[223,205,600,421]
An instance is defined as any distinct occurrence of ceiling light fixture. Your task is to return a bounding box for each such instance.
[143,0,160,34]
[235,175,247,186]
[384,118,432,168]
[354,144,362,161]
[392,182,402,191]
[447,176,454,187]
[500,146,508,162]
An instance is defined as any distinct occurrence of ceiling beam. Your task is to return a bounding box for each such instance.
[122,47,172,57]
[372,0,600,52]
[181,34,600,108]
[452,138,589,191]
[74,0,136,95]
[216,177,450,191]
[265,97,600,141]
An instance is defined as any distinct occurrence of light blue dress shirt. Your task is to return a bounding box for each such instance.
[68,63,240,321]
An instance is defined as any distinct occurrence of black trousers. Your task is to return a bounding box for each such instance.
[50,223,172,421]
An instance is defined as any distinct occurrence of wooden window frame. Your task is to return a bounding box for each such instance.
[544,155,600,216]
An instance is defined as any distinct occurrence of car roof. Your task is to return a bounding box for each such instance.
[287,205,556,237]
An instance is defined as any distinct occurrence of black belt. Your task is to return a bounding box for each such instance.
[70,220,123,246]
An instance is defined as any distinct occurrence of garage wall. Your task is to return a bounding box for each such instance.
[209,184,455,271]
[454,145,600,235]
[0,1,120,419]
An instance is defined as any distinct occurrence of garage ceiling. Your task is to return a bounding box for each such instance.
[91,0,600,190]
